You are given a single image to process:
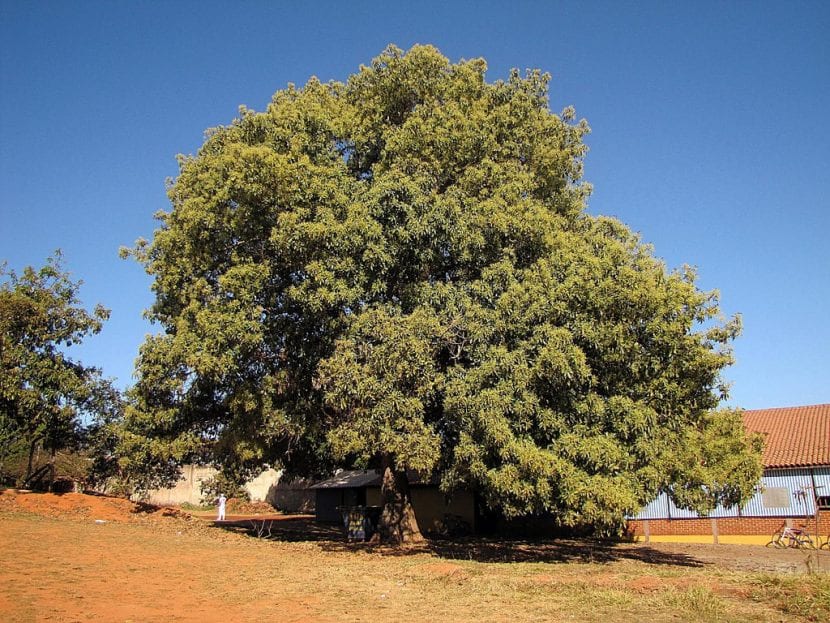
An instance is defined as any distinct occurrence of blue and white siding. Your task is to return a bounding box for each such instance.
[632,467,830,520]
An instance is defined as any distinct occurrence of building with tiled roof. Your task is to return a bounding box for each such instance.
[742,404,830,468]
[308,406,830,543]
[630,404,830,544]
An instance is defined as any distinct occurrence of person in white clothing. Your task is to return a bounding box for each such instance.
[216,494,226,521]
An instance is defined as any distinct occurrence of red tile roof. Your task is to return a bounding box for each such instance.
[742,404,830,468]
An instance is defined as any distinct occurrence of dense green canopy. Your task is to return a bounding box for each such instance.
[0,253,117,488]
[124,45,762,533]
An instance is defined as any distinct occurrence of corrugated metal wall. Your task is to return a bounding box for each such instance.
[636,495,670,520]
[739,468,815,516]
[632,467,830,519]
[813,468,830,500]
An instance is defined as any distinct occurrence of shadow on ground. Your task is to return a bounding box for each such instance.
[132,500,189,517]
[211,515,703,567]
[214,515,342,542]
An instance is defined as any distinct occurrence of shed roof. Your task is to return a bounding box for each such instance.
[309,470,381,489]
[309,469,439,489]
[742,404,830,468]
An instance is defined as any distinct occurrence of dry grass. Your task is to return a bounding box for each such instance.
[750,574,830,622]
[1,496,828,622]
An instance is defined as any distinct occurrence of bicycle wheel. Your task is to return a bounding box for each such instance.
[798,537,816,550]
[766,536,785,548]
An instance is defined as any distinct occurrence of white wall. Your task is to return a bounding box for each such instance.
[141,465,280,506]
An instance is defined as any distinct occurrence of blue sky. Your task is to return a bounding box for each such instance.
[1,1,827,409]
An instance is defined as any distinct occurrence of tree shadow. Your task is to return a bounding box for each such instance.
[423,537,704,567]
[213,515,343,542]
[319,537,703,568]
[214,515,703,568]
[130,500,190,518]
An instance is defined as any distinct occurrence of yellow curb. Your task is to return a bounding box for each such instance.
[633,535,825,546]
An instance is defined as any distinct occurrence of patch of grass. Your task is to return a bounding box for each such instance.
[589,587,639,608]
[659,585,728,621]
[179,501,213,512]
[751,574,830,622]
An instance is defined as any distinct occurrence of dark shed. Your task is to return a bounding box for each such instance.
[309,470,381,522]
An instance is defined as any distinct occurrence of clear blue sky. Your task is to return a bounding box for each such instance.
[1,1,827,410]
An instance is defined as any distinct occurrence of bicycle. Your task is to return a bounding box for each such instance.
[766,523,817,549]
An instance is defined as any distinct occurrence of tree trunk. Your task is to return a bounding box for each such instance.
[47,447,56,491]
[24,439,38,486]
[22,464,49,490]
[377,454,424,544]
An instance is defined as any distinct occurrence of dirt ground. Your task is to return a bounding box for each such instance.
[1,489,828,622]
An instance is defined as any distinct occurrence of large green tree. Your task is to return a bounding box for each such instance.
[0,252,118,489]
[124,45,762,541]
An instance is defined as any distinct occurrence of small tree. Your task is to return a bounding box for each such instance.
[0,252,118,490]
[124,45,762,541]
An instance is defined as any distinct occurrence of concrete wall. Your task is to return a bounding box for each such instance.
[142,465,283,507]
[142,465,220,506]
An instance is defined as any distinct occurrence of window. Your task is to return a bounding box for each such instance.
[762,487,791,508]
[817,496,830,510]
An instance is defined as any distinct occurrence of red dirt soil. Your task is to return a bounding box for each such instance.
[0,488,189,522]
[2,489,828,622]
[0,489,322,623]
